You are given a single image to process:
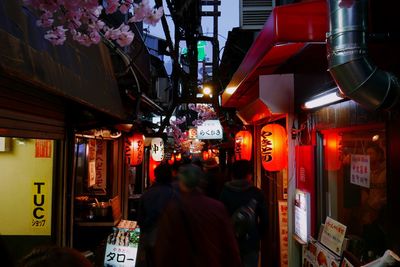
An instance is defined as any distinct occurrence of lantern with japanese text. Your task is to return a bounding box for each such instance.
[126,133,145,166]
[324,132,342,170]
[235,130,252,161]
[151,137,164,161]
[260,124,287,171]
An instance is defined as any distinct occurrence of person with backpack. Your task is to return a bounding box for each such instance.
[220,160,268,267]
[154,163,241,267]
[137,162,176,267]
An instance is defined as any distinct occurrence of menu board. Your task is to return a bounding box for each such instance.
[104,226,140,267]
[294,190,311,244]
[320,217,347,255]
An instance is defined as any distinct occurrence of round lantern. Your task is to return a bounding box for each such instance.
[149,156,160,183]
[260,124,287,171]
[202,150,210,161]
[324,132,341,170]
[126,133,145,166]
[168,154,175,165]
[235,130,252,161]
[175,153,182,162]
[151,137,164,161]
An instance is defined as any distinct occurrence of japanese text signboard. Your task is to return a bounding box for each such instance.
[196,120,223,140]
[294,190,310,244]
[94,139,107,190]
[104,244,138,267]
[320,217,347,255]
[35,140,52,158]
[350,154,370,188]
[104,227,140,267]
[278,201,289,267]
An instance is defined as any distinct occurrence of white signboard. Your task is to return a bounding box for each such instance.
[320,217,347,255]
[350,154,370,188]
[104,244,138,267]
[196,120,223,140]
[294,190,310,244]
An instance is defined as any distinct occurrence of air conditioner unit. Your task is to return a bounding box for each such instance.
[240,0,275,30]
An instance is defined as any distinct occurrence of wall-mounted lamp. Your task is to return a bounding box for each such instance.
[303,89,345,109]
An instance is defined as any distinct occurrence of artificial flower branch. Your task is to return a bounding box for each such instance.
[23,0,163,47]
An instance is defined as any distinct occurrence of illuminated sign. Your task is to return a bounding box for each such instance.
[196,120,223,140]
[294,190,311,244]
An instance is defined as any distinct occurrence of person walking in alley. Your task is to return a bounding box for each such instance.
[154,163,241,267]
[137,162,176,267]
[220,160,268,267]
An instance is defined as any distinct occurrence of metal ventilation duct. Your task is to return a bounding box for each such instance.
[327,0,400,110]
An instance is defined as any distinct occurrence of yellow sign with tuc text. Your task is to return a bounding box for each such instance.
[0,138,53,236]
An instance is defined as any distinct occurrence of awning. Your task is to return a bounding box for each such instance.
[222,0,328,108]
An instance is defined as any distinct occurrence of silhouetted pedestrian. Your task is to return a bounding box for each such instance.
[137,162,176,267]
[155,164,241,267]
[220,160,268,267]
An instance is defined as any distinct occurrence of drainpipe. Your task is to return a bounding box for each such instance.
[326,0,400,110]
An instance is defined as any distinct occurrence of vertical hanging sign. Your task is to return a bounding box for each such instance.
[88,139,96,187]
[94,139,107,190]
[278,201,289,267]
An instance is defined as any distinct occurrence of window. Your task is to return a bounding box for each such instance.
[321,125,386,243]
[0,137,54,236]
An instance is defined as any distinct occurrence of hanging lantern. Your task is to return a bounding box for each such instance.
[260,124,287,171]
[149,156,160,183]
[168,154,175,165]
[126,133,145,166]
[151,137,164,161]
[175,153,182,161]
[235,130,252,161]
[324,132,342,170]
[202,150,210,161]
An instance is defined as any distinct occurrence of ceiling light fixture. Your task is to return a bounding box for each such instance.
[225,87,237,95]
[303,89,345,109]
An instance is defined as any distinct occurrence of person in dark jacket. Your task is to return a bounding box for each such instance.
[137,162,175,267]
[154,164,241,267]
[220,160,268,267]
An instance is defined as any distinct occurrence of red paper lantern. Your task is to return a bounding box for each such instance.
[324,132,342,170]
[126,133,145,166]
[202,150,210,161]
[175,153,182,162]
[149,156,160,183]
[260,124,287,171]
[168,154,175,165]
[235,130,252,161]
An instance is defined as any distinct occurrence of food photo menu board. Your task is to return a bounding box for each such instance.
[302,238,341,267]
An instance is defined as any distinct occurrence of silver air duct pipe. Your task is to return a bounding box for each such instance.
[327,0,400,110]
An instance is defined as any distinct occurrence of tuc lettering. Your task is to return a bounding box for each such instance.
[32,182,46,227]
